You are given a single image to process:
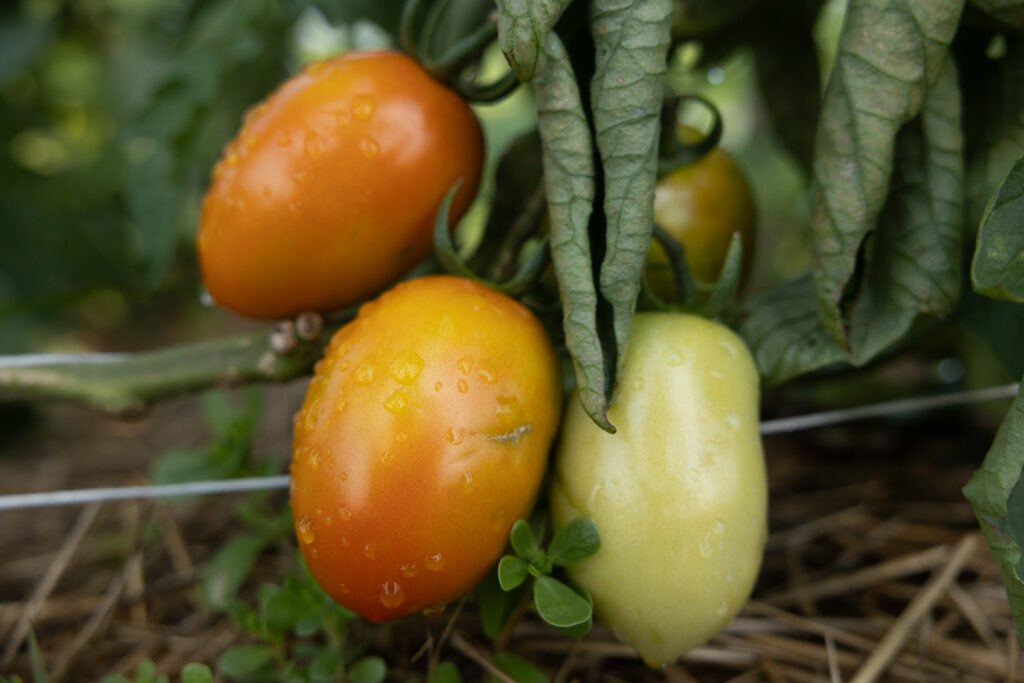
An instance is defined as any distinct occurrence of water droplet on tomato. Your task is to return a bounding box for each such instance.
[424,553,445,571]
[395,432,408,442]
[380,449,394,464]
[355,362,376,385]
[360,137,379,159]
[478,367,497,384]
[434,381,443,392]
[308,446,321,470]
[495,395,518,417]
[713,519,726,535]
[364,543,376,560]
[310,547,319,559]
[335,399,346,413]
[293,169,312,185]
[245,135,258,148]
[338,471,348,482]
[383,387,409,414]
[725,413,740,429]
[276,134,292,146]
[663,347,684,366]
[226,152,239,166]
[339,360,350,372]
[324,515,333,526]
[718,340,739,357]
[709,370,724,380]
[714,600,729,616]
[389,351,424,384]
[699,536,713,558]
[339,506,352,521]
[304,132,326,160]
[457,379,469,394]
[352,95,376,119]
[457,355,473,375]
[400,564,418,578]
[379,581,404,608]
[444,427,465,445]
[338,583,349,594]
[296,516,315,544]
[463,472,473,485]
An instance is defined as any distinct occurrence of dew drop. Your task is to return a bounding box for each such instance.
[307,446,321,471]
[352,95,376,120]
[364,543,376,560]
[380,449,394,464]
[495,395,518,417]
[296,516,315,544]
[725,567,735,583]
[424,553,445,571]
[293,169,312,185]
[383,387,409,414]
[718,340,739,357]
[324,515,333,526]
[338,471,348,482]
[434,381,443,392]
[244,135,258,148]
[422,604,445,618]
[699,536,713,558]
[725,413,740,430]
[663,347,684,366]
[338,583,349,594]
[457,355,473,375]
[355,362,376,385]
[339,360,351,372]
[400,564,418,578]
[633,378,646,391]
[709,370,725,381]
[226,152,239,166]
[444,427,465,445]
[304,134,326,161]
[478,367,497,384]
[379,581,404,608]
[360,137,379,159]
[389,351,424,384]
[335,399,346,413]
[395,432,408,442]
[457,378,469,394]
[339,506,352,521]
[462,472,473,485]
[714,600,729,616]
[340,537,350,547]
[310,547,319,559]
[276,134,292,147]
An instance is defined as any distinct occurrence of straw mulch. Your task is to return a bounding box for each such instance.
[0,381,1017,682]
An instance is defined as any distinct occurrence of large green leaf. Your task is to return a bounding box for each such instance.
[496,0,573,81]
[737,274,849,387]
[972,154,1024,302]
[531,32,611,431]
[810,0,964,345]
[591,0,672,388]
[963,379,1024,641]
[845,57,964,363]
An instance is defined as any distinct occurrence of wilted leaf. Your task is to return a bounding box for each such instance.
[496,0,573,81]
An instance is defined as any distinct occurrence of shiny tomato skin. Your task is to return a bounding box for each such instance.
[648,127,756,295]
[198,51,484,319]
[290,276,563,622]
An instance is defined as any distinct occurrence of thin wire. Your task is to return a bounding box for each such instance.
[0,383,1017,511]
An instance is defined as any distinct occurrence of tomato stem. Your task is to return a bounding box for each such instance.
[657,94,723,176]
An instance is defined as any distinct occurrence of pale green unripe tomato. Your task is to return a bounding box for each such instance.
[550,312,767,665]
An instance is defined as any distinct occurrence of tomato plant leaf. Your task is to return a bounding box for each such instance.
[498,555,530,590]
[346,656,386,683]
[217,644,278,683]
[845,57,964,364]
[492,652,550,683]
[810,0,964,346]
[429,661,462,683]
[308,647,344,683]
[546,517,600,566]
[200,533,268,612]
[495,0,573,81]
[963,379,1024,641]
[591,0,672,386]
[738,274,850,387]
[530,31,612,431]
[510,518,539,558]
[180,663,214,683]
[972,154,1024,302]
[533,575,592,628]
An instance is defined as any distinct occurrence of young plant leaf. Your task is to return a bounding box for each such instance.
[972,154,1024,303]
[217,644,278,683]
[546,518,600,566]
[308,647,344,683]
[963,379,1024,641]
[180,664,214,683]
[498,555,529,590]
[28,630,48,683]
[491,652,550,683]
[200,533,268,612]
[347,656,387,683]
[429,661,463,683]
[532,576,592,628]
[478,570,526,640]
[510,519,539,558]
[591,0,672,389]
[809,0,964,346]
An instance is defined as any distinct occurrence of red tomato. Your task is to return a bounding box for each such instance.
[289,276,563,621]
[198,51,484,319]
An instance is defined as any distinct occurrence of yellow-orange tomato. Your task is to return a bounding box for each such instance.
[648,127,756,296]
[198,51,484,319]
[289,276,563,621]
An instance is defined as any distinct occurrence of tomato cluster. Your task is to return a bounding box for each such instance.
[198,48,766,666]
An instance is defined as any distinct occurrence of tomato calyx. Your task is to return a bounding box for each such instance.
[399,0,519,103]
[433,181,552,298]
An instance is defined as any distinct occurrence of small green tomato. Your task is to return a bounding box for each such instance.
[550,312,767,665]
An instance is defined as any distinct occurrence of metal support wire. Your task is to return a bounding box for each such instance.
[0,383,1018,511]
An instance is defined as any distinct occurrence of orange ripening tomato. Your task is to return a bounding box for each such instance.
[197,51,485,319]
[289,276,563,621]
[648,126,756,296]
